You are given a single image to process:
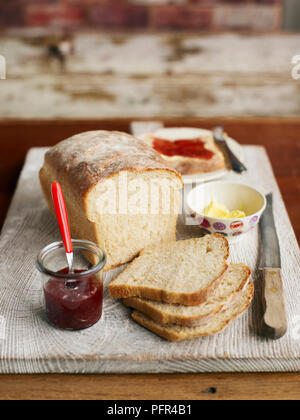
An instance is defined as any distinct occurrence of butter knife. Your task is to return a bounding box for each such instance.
[213,126,247,173]
[259,193,287,340]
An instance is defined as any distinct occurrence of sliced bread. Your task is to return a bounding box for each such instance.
[131,282,254,342]
[108,234,229,306]
[142,127,226,175]
[123,263,251,327]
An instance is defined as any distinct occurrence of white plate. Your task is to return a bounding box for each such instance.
[139,128,245,185]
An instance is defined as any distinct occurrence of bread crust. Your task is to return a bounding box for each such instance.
[108,234,230,305]
[171,154,225,175]
[42,130,182,212]
[131,282,254,342]
[123,263,251,326]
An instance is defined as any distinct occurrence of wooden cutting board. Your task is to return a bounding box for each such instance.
[0,146,299,374]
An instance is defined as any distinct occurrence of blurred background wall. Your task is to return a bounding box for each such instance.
[283,0,300,31]
[0,0,299,119]
[0,0,284,32]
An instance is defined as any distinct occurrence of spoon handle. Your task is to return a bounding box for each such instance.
[51,182,73,255]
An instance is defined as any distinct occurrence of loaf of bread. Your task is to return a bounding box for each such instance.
[108,234,229,305]
[123,263,251,327]
[132,282,254,342]
[142,127,226,175]
[39,130,183,270]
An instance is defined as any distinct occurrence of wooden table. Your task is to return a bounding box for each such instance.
[0,117,299,400]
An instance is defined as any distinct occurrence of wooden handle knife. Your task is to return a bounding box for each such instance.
[259,193,287,340]
[261,268,287,340]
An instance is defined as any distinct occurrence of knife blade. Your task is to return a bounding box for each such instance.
[213,126,247,173]
[259,193,287,340]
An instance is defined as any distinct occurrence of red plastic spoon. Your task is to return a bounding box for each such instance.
[51,181,74,275]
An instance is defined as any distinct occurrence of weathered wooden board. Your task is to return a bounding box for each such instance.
[1,33,300,119]
[0,146,299,374]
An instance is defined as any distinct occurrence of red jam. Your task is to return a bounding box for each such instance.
[43,268,103,330]
[153,138,215,160]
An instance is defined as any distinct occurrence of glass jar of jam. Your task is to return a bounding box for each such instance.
[36,239,106,331]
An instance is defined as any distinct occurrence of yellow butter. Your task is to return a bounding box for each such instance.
[203,200,246,219]
[228,209,246,218]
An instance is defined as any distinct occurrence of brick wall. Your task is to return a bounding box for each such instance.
[0,0,283,32]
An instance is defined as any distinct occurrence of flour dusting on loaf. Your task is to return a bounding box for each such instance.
[44,130,182,197]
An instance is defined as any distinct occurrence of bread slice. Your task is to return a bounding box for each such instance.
[123,263,251,327]
[108,234,229,306]
[131,282,254,342]
[142,127,226,175]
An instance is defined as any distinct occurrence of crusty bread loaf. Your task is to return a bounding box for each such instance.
[39,130,183,271]
[142,127,226,175]
[123,263,251,327]
[108,234,229,305]
[131,282,254,342]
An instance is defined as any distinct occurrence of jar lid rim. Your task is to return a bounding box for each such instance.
[36,239,106,278]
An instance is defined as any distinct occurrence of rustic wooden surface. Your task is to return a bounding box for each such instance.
[1,146,299,374]
[1,372,300,401]
[1,118,299,242]
[1,33,300,120]
[0,118,300,400]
